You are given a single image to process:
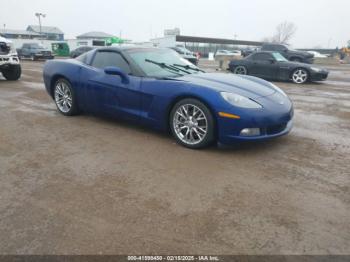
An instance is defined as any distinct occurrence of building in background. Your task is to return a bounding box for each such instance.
[164,28,180,36]
[26,25,64,40]
[0,29,41,39]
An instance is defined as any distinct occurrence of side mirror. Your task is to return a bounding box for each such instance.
[104,66,130,84]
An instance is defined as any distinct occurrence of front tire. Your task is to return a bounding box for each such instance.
[233,65,247,75]
[170,98,215,149]
[53,78,79,116]
[292,68,309,84]
[1,65,21,81]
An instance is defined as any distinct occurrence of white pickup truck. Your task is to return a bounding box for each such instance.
[0,36,21,80]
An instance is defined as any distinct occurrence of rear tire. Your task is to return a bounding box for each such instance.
[170,98,215,149]
[233,65,248,75]
[53,78,79,116]
[1,65,21,81]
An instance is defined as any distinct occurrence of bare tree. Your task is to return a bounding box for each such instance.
[272,21,297,44]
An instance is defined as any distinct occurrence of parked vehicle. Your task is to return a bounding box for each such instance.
[52,42,70,57]
[0,36,21,80]
[241,47,260,57]
[215,50,241,57]
[70,46,95,58]
[307,51,328,58]
[169,46,198,65]
[229,51,328,84]
[17,43,54,61]
[43,47,293,149]
[261,43,314,63]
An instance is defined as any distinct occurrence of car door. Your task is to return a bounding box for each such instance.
[81,50,142,121]
[249,53,278,79]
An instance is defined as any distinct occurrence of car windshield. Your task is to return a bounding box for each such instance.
[31,44,44,49]
[127,48,200,78]
[272,52,288,62]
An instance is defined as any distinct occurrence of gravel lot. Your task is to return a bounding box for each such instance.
[0,60,349,254]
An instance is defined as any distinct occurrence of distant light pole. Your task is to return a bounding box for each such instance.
[35,13,46,39]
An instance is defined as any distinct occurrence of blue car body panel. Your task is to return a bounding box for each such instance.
[43,54,293,145]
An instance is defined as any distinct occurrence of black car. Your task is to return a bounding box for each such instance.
[70,46,95,58]
[17,43,54,61]
[229,51,328,84]
[261,43,314,64]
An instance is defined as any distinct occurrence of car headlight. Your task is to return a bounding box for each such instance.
[310,67,321,72]
[221,92,262,109]
[269,83,287,97]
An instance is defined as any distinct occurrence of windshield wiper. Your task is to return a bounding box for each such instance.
[173,64,205,73]
[145,59,192,75]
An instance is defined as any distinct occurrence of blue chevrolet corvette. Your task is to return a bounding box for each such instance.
[43,47,293,149]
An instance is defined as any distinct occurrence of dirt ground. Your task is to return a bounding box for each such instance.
[0,60,349,255]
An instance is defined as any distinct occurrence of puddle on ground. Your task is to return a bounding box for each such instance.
[323,80,350,87]
[292,108,350,153]
[19,99,55,110]
[290,94,350,107]
[21,81,45,90]
[13,105,57,116]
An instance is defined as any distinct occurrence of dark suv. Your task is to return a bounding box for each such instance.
[261,43,314,64]
[17,43,54,61]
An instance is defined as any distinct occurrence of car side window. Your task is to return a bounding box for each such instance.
[274,45,285,51]
[263,45,273,51]
[252,53,272,61]
[91,51,131,74]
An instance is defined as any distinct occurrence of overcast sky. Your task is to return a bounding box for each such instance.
[2,0,349,48]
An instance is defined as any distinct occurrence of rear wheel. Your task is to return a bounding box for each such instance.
[233,65,247,75]
[54,78,79,116]
[1,65,21,81]
[170,98,215,149]
[292,68,308,84]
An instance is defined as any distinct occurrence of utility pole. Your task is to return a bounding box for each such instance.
[35,13,46,39]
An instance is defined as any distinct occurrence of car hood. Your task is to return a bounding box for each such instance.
[277,61,327,71]
[178,73,276,99]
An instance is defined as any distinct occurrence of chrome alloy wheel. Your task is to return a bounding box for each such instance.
[173,104,208,145]
[54,81,72,113]
[234,66,247,75]
[292,69,308,84]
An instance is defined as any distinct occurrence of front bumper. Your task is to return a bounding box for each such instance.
[0,56,20,65]
[310,70,329,81]
[304,57,314,64]
[217,94,294,145]
[34,53,54,60]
